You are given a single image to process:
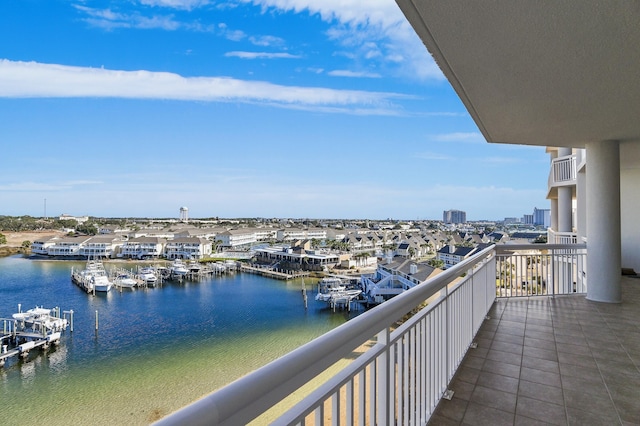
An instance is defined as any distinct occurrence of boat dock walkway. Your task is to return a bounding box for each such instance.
[240,264,309,280]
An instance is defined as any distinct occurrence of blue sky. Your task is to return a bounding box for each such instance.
[0,0,548,221]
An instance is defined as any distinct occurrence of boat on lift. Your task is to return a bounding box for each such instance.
[138,266,158,286]
[169,259,188,279]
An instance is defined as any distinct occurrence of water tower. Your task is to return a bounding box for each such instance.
[179,206,189,223]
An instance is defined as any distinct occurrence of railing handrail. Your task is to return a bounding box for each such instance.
[495,243,586,252]
[156,245,497,426]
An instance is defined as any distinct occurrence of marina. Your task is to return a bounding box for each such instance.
[0,254,362,425]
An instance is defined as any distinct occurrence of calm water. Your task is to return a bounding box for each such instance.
[0,255,358,424]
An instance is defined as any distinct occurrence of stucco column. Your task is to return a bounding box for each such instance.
[586,140,621,303]
[550,198,558,231]
[557,186,572,232]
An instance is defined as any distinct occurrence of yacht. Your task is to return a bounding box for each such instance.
[169,259,188,279]
[138,266,158,286]
[72,259,113,293]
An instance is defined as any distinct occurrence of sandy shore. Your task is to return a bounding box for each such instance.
[0,230,64,257]
[0,230,64,246]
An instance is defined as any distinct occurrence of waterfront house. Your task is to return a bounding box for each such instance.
[78,235,121,259]
[361,257,442,303]
[30,236,59,256]
[164,237,212,260]
[42,236,92,258]
[254,243,341,271]
[120,237,166,259]
[215,229,258,250]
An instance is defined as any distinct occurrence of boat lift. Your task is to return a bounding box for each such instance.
[0,305,73,368]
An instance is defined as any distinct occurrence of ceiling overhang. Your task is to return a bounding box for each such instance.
[395,1,640,148]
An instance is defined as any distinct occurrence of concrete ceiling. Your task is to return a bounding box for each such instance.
[395,1,640,148]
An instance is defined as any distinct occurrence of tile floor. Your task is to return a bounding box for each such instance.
[429,277,640,425]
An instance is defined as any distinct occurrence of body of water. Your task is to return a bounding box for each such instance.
[0,255,358,424]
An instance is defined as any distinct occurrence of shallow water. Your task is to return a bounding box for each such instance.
[0,256,357,424]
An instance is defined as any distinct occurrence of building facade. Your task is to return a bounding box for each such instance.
[442,209,466,224]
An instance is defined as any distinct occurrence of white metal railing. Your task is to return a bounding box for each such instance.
[155,243,586,425]
[547,228,578,244]
[495,244,587,297]
[551,154,577,184]
[155,246,496,426]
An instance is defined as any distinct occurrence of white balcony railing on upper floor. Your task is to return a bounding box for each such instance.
[548,153,577,188]
[547,228,578,244]
[155,243,586,426]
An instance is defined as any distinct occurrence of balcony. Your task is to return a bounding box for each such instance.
[547,152,581,200]
[429,275,640,425]
[156,244,640,425]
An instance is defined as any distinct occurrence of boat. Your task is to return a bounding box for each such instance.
[12,306,69,333]
[315,276,362,308]
[169,259,188,279]
[315,277,346,302]
[138,267,158,286]
[71,259,113,293]
[114,272,137,288]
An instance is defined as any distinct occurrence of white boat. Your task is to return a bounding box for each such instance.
[114,272,137,288]
[91,273,113,292]
[169,259,188,278]
[12,306,69,332]
[138,267,158,286]
[72,259,113,292]
[315,277,346,302]
[315,277,362,308]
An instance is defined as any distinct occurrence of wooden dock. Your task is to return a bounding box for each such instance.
[240,264,309,280]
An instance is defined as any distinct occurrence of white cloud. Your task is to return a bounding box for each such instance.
[0,180,103,192]
[225,51,302,59]
[249,35,285,47]
[0,59,407,114]
[328,70,381,78]
[479,157,521,164]
[430,132,486,143]
[414,152,453,161]
[74,5,182,31]
[139,0,211,10]
[248,0,444,81]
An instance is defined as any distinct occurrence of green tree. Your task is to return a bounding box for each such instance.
[21,240,31,249]
[427,258,445,269]
[0,233,6,245]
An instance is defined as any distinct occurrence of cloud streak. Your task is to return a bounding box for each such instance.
[225,51,301,59]
[430,132,486,143]
[0,59,408,113]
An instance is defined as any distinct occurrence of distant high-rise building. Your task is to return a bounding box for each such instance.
[443,209,466,224]
[179,206,189,223]
[533,207,551,227]
[523,214,534,225]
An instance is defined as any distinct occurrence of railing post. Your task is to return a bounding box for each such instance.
[445,283,451,391]
[376,327,390,426]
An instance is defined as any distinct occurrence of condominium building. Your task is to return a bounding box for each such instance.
[442,209,466,224]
